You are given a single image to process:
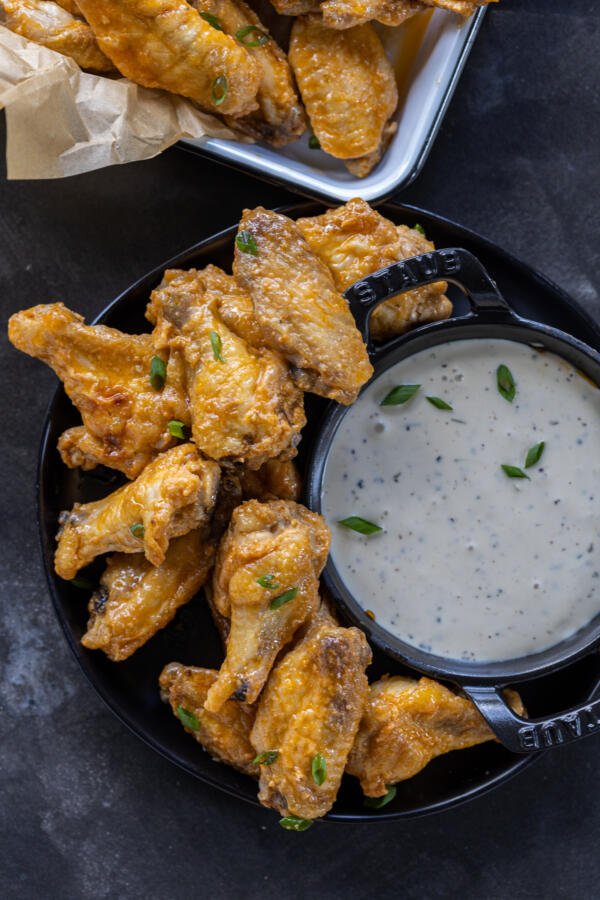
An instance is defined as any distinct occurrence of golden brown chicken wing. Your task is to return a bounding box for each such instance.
[55,444,220,580]
[320,0,424,29]
[146,266,305,468]
[203,500,330,712]
[160,663,259,776]
[346,676,525,797]
[232,208,373,404]
[192,0,305,146]
[81,529,215,661]
[75,0,261,117]
[8,303,189,479]
[239,458,301,502]
[297,199,452,341]
[288,18,398,175]
[268,0,319,13]
[0,0,115,72]
[250,603,372,820]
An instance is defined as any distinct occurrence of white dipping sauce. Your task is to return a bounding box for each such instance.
[322,338,600,662]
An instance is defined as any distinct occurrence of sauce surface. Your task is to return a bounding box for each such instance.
[321,338,600,662]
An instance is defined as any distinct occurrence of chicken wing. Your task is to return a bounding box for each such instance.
[54,444,220,579]
[8,303,189,479]
[204,500,330,712]
[146,266,305,468]
[75,0,261,117]
[346,676,525,797]
[320,0,424,29]
[297,199,452,341]
[0,0,115,72]
[240,458,301,502]
[81,529,215,661]
[160,663,259,776]
[288,18,398,175]
[232,208,373,404]
[268,0,319,13]
[192,0,305,146]
[250,603,372,819]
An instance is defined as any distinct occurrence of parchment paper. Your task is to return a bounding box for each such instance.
[0,25,241,180]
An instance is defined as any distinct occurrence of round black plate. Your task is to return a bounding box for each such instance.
[38,202,600,822]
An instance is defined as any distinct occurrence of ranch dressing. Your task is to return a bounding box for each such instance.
[321,338,600,662]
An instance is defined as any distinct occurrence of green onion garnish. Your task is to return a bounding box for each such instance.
[338,516,382,535]
[380,384,420,406]
[364,785,397,809]
[525,441,545,468]
[176,705,199,731]
[253,750,279,765]
[501,464,530,480]
[497,364,516,402]
[168,420,188,440]
[413,223,425,235]
[211,75,228,106]
[70,577,95,590]
[235,24,270,46]
[257,574,281,589]
[130,522,144,539]
[311,753,327,786]
[308,134,321,150]
[269,587,298,610]
[279,817,313,831]
[210,330,225,362]
[149,355,166,390]
[200,11,223,30]
[236,230,258,255]
[426,396,453,411]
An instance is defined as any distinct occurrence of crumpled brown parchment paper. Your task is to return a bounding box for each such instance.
[0,25,240,180]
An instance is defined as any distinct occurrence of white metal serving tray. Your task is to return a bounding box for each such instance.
[181,7,486,203]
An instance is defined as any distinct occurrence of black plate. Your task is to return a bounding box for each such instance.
[38,202,600,822]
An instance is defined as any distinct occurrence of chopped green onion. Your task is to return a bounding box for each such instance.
[279,816,313,831]
[380,384,420,406]
[149,355,166,390]
[129,522,144,539]
[525,441,545,468]
[311,753,327,786]
[269,587,298,610]
[426,396,453,411]
[501,464,530,480]
[168,420,188,440]
[200,11,223,30]
[253,750,279,765]
[236,230,258,255]
[413,223,425,236]
[338,516,382,536]
[210,330,225,362]
[364,785,397,809]
[235,24,270,46]
[308,134,321,150]
[257,574,281,589]
[211,75,228,106]
[70,576,95,590]
[176,705,199,731]
[497,364,516,402]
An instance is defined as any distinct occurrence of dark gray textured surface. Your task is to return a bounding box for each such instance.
[1,2,599,898]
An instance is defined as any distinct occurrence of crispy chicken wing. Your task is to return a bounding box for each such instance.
[192,0,305,146]
[297,199,452,341]
[160,663,259,776]
[54,444,220,579]
[8,303,189,479]
[146,266,305,468]
[75,0,261,117]
[0,0,115,72]
[320,0,424,29]
[268,0,319,13]
[346,676,525,796]
[250,604,372,819]
[240,458,301,502]
[233,208,373,404]
[289,17,397,175]
[82,529,215,661]
[204,500,330,712]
